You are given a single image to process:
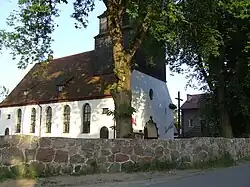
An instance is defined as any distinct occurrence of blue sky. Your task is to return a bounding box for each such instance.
[0,0,202,105]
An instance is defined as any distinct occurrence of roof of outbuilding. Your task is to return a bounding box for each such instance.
[181,94,205,110]
[0,50,116,108]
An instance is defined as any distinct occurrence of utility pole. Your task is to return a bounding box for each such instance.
[175,91,183,136]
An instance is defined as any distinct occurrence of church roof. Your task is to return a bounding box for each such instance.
[0,50,116,108]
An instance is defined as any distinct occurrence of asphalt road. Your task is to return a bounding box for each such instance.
[91,163,250,187]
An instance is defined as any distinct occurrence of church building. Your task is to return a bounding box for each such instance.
[0,4,174,139]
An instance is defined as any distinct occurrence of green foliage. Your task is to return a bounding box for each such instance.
[166,0,250,137]
[114,104,136,120]
[0,86,9,102]
[0,167,14,182]
[4,0,60,68]
[0,30,7,53]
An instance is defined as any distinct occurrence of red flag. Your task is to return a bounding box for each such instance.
[131,117,136,126]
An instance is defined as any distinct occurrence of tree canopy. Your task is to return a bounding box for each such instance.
[167,0,250,137]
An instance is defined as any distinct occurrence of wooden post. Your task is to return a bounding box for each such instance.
[175,91,183,136]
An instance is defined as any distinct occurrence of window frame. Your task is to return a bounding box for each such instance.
[16,109,22,133]
[46,106,52,133]
[82,103,91,133]
[30,108,36,133]
[188,119,194,127]
[63,105,70,133]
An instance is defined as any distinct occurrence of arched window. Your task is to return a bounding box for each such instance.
[63,105,70,133]
[30,108,36,133]
[82,103,91,133]
[16,109,22,133]
[46,106,52,133]
[100,126,109,139]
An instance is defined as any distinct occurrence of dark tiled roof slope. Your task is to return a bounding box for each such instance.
[181,94,205,110]
[0,50,117,107]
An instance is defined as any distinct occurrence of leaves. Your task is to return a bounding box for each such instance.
[3,0,61,68]
[72,0,96,29]
[167,0,250,137]
[0,86,9,101]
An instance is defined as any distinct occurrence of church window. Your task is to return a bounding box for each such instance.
[188,119,194,127]
[30,108,36,133]
[149,89,154,100]
[102,108,109,114]
[16,109,22,133]
[46,106,52,133]
[7,114,11,119]
[63,105,70,133]
[82,103,91,133]
[58,85,64,92]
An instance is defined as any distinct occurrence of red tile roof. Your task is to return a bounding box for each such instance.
[0,50,117,108]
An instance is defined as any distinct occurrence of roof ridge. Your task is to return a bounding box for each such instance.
[49,50,95,63]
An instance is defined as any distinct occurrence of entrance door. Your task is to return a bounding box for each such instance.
[4,128,9,136]
[144,127,148,139]
[100,126,109,139]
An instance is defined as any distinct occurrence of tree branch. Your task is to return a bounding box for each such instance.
[125,11,151,61]
[107,0,124,47]
[197,55,213,91]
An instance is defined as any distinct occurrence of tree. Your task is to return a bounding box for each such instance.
[166,0,250,137]
[0,86,9,102]
[2,0,180,138]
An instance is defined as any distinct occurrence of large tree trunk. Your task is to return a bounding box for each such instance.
[111,41,134,138]
[217,69,233,138]
[112,90,133,138]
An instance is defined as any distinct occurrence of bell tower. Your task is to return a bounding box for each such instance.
[93,0,166,82]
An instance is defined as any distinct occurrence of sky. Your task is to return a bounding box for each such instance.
[0,0,202,105]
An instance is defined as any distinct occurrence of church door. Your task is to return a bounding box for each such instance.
[4,128,9,136]
[100,126,109,139]
[144,127,148,139]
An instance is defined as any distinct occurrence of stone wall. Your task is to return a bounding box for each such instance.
[0,135,250,177]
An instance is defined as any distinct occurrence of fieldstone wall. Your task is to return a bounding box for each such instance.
[0,135,250,176]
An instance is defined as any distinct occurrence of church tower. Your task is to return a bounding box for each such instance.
[93,2,166,82]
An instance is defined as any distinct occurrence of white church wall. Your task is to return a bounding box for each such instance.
[0,98,116,139]
[131,70,174,139]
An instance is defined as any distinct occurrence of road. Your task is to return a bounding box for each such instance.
[90,163,250,187]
